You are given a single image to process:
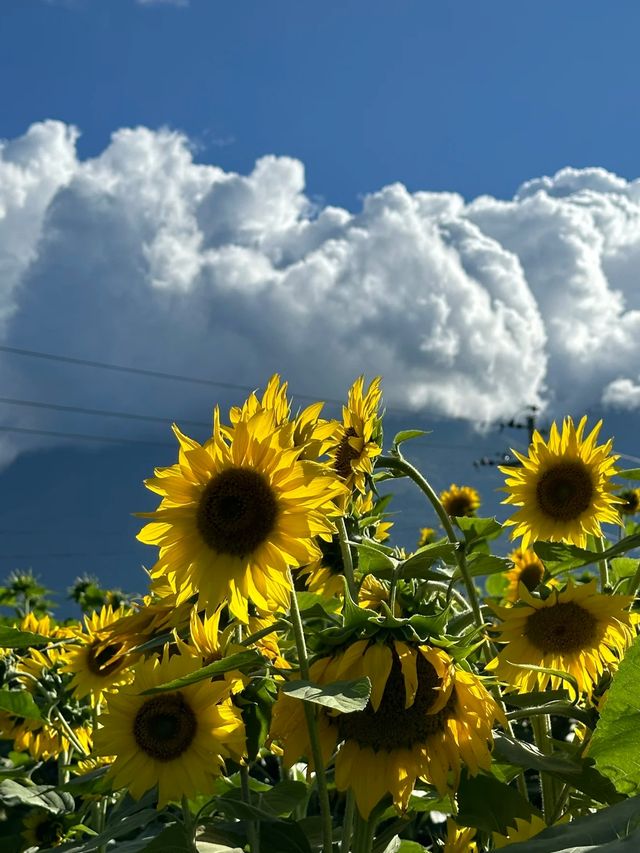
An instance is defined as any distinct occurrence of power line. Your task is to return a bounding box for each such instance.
[0,425,174,447]
[0,551,133,559]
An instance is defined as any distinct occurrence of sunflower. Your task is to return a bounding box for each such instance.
[297,535,345,599]
[418,527,436,548]
[94,650,246,808]
[443,818,478,853]
[271,638,504,818]
[617,487,640,516]
[98,590,193,652]
[440,485,481,518]
[487,579,635,697]
[327,376,382,495]
[138,408,346,621]
[358,574,399,615]
[1,713,92,762]
[504,548,546,602]
[22,810,66,849]
[493,814,549,848]
[60,605,134,703]
[500,416,621,549]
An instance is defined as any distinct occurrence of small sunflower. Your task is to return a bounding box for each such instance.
[22,809,66,849]
[60,605,134,703]
[504,548,546,602]
[500,416,621,549]
[418,527,436,548]
[327,376,382,495]
[1,713,92,762]
[271,638,504,818]
[617,487,640,516]
[443,817,478,853]
[94,650,246,808]
[487,579,635,697]
[493,814,549,848]
[440,485,481,518]
[358,574,399,615]
[138,408,346,621]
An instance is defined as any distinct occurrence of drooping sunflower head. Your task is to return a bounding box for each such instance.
[327,376,383,495]
[617,487,640,516]
[440,484,481,518]
[139,408,346,621]
[94,650,246,808]
[500,416,621,549]
[22,809,66,849]
[271,637,504,818]
[505,548,546,602]
[487,579,636,697]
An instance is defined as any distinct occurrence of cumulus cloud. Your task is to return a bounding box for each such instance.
[2,121,640,461]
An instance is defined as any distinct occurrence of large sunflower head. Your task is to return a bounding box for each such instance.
[94,649,246,808]
[271,637,504,818]
[327,376,383,495]
[138,407,346,621]
[500,416,621,549]
[487,579,636,697]
[440,484,481,518]
[505,548,546,602]
[59,605,134,703]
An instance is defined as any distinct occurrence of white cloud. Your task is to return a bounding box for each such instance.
[2,121,640,461]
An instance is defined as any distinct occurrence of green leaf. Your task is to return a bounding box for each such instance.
[485,572,509,598]
[590,633,640,795]
[616,468,640,480]
[141,650,265,694]
[398,542,457,579]
[141,823,193,852]
[259,820,312,853]
[260,780,308,817]
[349,539,397,573]
[236,677,277,763]
[0,689,41,720]
[456,771,533,833]
[0,780,75,813]
[280,677,371,713]
[392,430,429,449]
[0,626,50,648]
[493,733,621,804]
[456,553,511,578]
[534,532,640,572]
[454,516,503,547]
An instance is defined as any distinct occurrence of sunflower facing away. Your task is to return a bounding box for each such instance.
[487,579,635,697]
[504,548,546,602]
[138,407,346,621]
[94,650,245,808]
[327,376,383,495]
[500,416,621,549]
[439,484,481,518]
[271,637,504,818]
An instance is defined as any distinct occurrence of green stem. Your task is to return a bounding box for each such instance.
[595,536,610,591]
[626,560,640,598]
[50,709,90,757]
[287,571,333,853]
[341,790,355,853]
[336,515,358,601]
[531,715,554,823]
[240,765,260,853]
[352,810,375,853]
[181,796,197,852]
[376,454,484,632]
[239,619,291,647]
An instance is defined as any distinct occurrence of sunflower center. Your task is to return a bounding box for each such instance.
[445,495,475,517]
[536,461,594,521]
[196,467,279,557]
[620,491,639,515]
[335,651,454,751]
[34,816,65,846]
[525,601,598,653]
[518,563,544,592]
[133,693,197,762]
[86,642,126,677]
[334,427,360,480]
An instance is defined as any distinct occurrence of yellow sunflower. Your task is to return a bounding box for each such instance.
[493,814,549,848]
[98,590,193,652]
[22,809,66,849]
[59,605,134,703]
[617,487,640,516]
[500,416,620,549]
[443,817,478,853]
[0,712,92,762]
[358,574,399,615]
[94,650,246,808]
[487,579,635,697]
[418,527,436,548]
[138,408,346,621]
[271,638,504,818]
[440,485,481,518]
[297,536,345,599]
[327,376,382,495]
[504,548,546,602]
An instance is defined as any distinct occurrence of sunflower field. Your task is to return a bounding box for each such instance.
[4,376,640,853]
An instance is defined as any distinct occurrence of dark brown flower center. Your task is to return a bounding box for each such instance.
[619,490,640,515]
[133,693,197,761]
[536,461,594,521]
[525,600,598,653]
[34,815,65,846]
[518,563,544,592]
[86,641,126,677]
[196,467,279,557]
[334,427,360,480]
[335,650,455,751]
[444,493,476,518]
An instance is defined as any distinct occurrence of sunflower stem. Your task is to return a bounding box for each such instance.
[240,765,260,853]
[595,536,610,591]
[287,571,333,853]
[352,809,375,853]
[239,619,291,647]
[531,714,555,823]
[336,515,358,601]
[341,790,355,853]
[181,796,197,851]
[376,454,484,633]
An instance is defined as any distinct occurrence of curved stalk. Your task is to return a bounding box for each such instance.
[336,515,358,601]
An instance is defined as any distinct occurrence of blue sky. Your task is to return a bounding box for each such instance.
[2,0,640,608]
